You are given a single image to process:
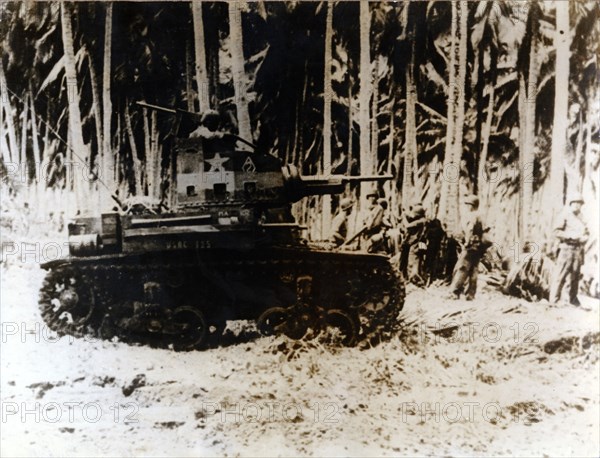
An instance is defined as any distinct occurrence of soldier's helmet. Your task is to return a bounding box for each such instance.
[377,198,388,210]
[340,198,353,211]
[464,195,479,207]
[411,204,426,218]
[200,110,220,130]
[568,193,584,204]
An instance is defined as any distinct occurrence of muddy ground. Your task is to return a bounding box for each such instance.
[1,262,598,457]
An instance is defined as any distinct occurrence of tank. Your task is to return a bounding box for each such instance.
[39,104,404,350]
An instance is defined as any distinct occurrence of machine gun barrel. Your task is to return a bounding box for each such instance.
[282,165,393,202]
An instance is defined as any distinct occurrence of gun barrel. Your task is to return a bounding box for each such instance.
[339,174,393,183]
[136,101,177,114]
[283,165,393,202]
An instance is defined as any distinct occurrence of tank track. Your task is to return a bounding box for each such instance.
[39,249,405,350]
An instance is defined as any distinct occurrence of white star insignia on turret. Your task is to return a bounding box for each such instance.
[205,153,229,172]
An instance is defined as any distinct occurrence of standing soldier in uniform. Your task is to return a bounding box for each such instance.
[449,195,491,300]
[549,194,589,306]
[401,204,428,286]
[329,197,353,247]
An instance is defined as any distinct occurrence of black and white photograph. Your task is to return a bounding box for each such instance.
[0,0,598,456]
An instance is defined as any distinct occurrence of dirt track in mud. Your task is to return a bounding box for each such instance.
[1,263,599,457]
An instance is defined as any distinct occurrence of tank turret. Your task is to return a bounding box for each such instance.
[171,136,390,210]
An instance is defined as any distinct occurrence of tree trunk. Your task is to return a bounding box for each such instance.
[20,93,28,171]
[371,59,379,173]
[102,2,114,204]
[521,25,538,243]
[185,37,194,111]
[87,51,102,168]
[439,0,465,235]
[402,5,417,210]
[572,112,583,194]
[29,92,41,184]
[322,1,333,234]
[439,2,457,222]
[346,63,353,177]
[0,85,6,165]
[124,102,143,196]
[192,1,210,111]
[61,2,89,211]
[478,83,494,205]
[550,1,570,208]
[387,96,396,217]
[359,0,372,207]
[517,68,526,243]
[143,108,160,200]
[228,1,252,144]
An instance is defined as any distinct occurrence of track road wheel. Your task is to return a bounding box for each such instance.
[325,309,357,346]
[257,307,288,336]
[171,306,207,351]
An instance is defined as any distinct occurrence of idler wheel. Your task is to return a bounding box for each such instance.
[171,306,207,351]
[44,270,96,331]
[324,309,357,346]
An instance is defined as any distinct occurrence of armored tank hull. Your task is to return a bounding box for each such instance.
[39,130,403,350]
[40,246,404,350]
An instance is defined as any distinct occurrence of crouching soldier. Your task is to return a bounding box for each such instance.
[549,193,589,306]
[449,196,492,300]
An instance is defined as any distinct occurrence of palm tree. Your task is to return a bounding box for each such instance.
[192,0,209,111]
[102,2,114,207]
[401,2,418,210]
[516,1,541,242]
[322,1,334,232]
[439,0,468,235]
[228,1,252,144]
[471,1,509,196]
[61,2,88,209]
[359,0,372,207]
[549,0,569,208]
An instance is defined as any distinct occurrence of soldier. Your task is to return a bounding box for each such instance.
[362,191,385,252]
[449,196,491,300]
[189,110,225,139]
[401,204,428,286]
[329,197,353,246]
[368,198,395,253]
[549,193,589,306]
